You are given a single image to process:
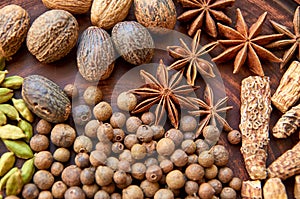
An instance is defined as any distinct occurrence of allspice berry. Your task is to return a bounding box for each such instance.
[131,144,147,160]
[38,191,53,199]
[220,187,236,199]
[166,170,185,189]
[181,139,196,155]
[157,138,175,156]
[195,139,210,155]
[185,164,204,181]
[165,128,184,146]
[140,180,160,198]
[51,124,76,148]
[229,177,242,191]
[84,120,100,138]
[113,170,127,185]
[151,125,165,140]
[146,165,163,183]
[117,91,137,111]
[80,167,95,185]
[126,116,142,133]
[97,123,114,142]
[94,190,110,199]
[212,145,229,167]
[106,157,119,171]
[53,148,70,162]
[34,151,53,170]
[61,165,82,186]
[33,170,54,190]
[95,141,112,156]
[227,130,242,145]
[124,134,139,149]
[198,183,215,199]
[185,181,199,196]
[180,116,197,132]
[203,125,220,145]
[72,104,92,126]
[144,157,159,167]
[113,128,125,142]
[218,167,234,184]
[73,135,93,153]
[93,101,112,121]
[30,134,49,152]
[22,183,39,199]
[89,150,107,167]
[170,149,188,167]
[102,183,115,194]
[154,189,174,199]
[119,149,134,164]
[112,142,124,154]
[110,112,126,128]
[198,150,214,168]
[208,179,223,195]
[205,165,218,180]
[75,153,90,168]
[50,162,64,177]
[51,181,67,199]
[82,184,99,198]
[36,119,52,135]
[63,83,78,99]
[111,193,122,199]
[141,112,155,125]
[131,162,146,180]
[122,185,144,199]
[136,125,153,142]
[95,166,114,186]
[118,160,131,173]
[83,86,103,106]
[159,159,173,173]
[64,187,86,199]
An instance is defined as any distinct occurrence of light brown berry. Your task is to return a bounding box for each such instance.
[141,112,155,125]
[112,142,124,154]
[185,164,204,181]
[180,116,197,132]
[30,134,49,152]
[61,165,82,186]
[22,183,39,199]
[33,170,54,190]
[205,165,218,180]
[36,119,52,135]
[203,125,220,145]
[117,91,137,111]
[122,185,144,199]
[119,149,134,164]
[51,181,67,199]
[113,128,125,142]
[184,132,196,140]
[131,162,146,180]
[80,167,95,185]
[165,128,183,146]
[105,157,119,171]
[89,150,107,167]
[212,145,229,167]
[38,191,53,199]
[140,180,160,198]
[95,166,114,186]
[82,184,99,198]
[188,154,198,165]
[75,152,90,168]
[50,162,64,177]
[170,149,188,167]
[84,119,100,138]
[195,139,210,155]
[146,165,163,183]
[124,134,138,149]
[229,177,242,191]
[220,187,236,199]
[102,183,115,194]
[227,130,242,145]
[64,187,86,199]
[94,190,109,199]
[53,148,70,163]
[131,144,147,160]
[63,83,78,98]
[126,116,142,133]
[157,138,175,156]
[166,170,185,190]
[151,125,165,140]
[73,135,93,153]
[181,140,196,155]
[118,160,131,173]
[218,167,234,184]
[110,112,126,128]
[34,151,53,170]
[185,181,199,196]
[198,183,215,199]
[154,189,174,199]
[83,86,103,106]
[111,193,122,199]
[136,125,153,142]
[159,159,173,173]
[208,179,222,195]
[198,150,214,168]
[72,104,92,126]
[97,123,114,142]
[93,101,112,121]
[51,124,76,148]
[144,157,159,167]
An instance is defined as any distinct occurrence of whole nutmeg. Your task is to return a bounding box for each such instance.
[80,167,96,185]
[180,116,197,132]
[30,134,49,152]
[33,170,54,190]
[185,164,204,181]
[50,162,64,177]
[26,10,79,63]
[131,162,146,180]
[112,21,154,65]
[85,120,100,138]
[122,185,144,199]
[51,181,67,199]
[220,187,237,199]
[154,189,174,199]
[72,104,92,126]
[51,124,76,148]
[227,130,242,145]
[198,183,215,199]
[75,153,90,168]
[77,27,115,82]
[64,186,86,199]
[185,181,199,196]
[131,144,147,160]
[34,151,53,170]
[208,179,223,195]
[156,138,175,156]
[110,112,126,128]
[22,183,39,199]
[83,86,103,105]
[42,0,92,14]
[165,128,184,146]
[73,135,93,153]
[61,165,82,186]
[63,83,78,99]
[166,170,185,190]
[36,119,52,135]
[218,167,234,184]
[82,184,99,198]
[94,190,110,199]
[140,180,160,198]
[136,125,154,142]
[146,165,163,183]
[198,150,214,168]
[95,166,114,186]
[89,150,107,167]
[151,125,165,140]
[141,112,155,125]
[53,147,71,162]
[170,149,188,167]
[126,116,142,133]
[117,91,137,111]
[229,177,242,191]
[212,145,229,167]
[93,101,112,121]
[97,123,114,142]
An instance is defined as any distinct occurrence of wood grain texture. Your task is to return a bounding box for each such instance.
[0,0,299,198]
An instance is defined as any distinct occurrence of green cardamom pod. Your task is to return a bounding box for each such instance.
[20,158,34,184]
[0,75,23,90]
[0,111,6,126]
[0,88,13,104]
[0,167,18,190]
[2,139,33,159]
[0,152,15,177]
[12,98,34,123]
[0,104,20,121]
[0,124,26,140]
[18,120,33,143]
[0,70,8,85]
[6,169,23,196]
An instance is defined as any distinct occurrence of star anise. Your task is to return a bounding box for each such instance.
[212,8,283,76]
[177,0,235,37]
[266,6,300,69]
[167,29,218,86]
[130,60,199,129]
[189,84,233,138]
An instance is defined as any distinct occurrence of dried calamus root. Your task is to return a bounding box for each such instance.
[267,141,300,180]
[263,178,287,199]
[241,180,262,199]
[272,61,300,113]
[240,76,271,180]
[295,175,300,199]
[272,103,300,138]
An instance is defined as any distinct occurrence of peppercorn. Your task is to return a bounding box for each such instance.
[184,132,196,140]
[154,189,174,199]
[105,157,119,171]
[64,187,86,199]
[119,149,134,164]
[118,160,131,173]
[84,119,100,138]
[124,134,139,149]
[159,159,173,173]
[34,151,53,170]
[131,162,146,180]
[229,177,242,191]
[180,115,197,132]
[112,142,125,154]
[170,149,188,167]
[113,170,127,185]
[63,83,78,98]
[218,167,234,184]
[51,124,76,148]
[198,183,215,199]
[75,152,90,168]
[122,185,144,199]
[97,123,114,142]
[188,154,198,165]
[136,125,154,142]
[22,183,39,199]
[110,112,126,128]
[61,165,82,187]
[166,170,185,190]
[95,141,112,156]
[51,181,67,199]
[212,145,229,167]
[185,163,205,181]
[227,130,242,145]
[111,193,122,199]
[185,181,199,196]
[145,157,159,167]
[33,170,54,190]
[82,184,99,198]
[140,180,160,198]
[73,135,93,153]
[151,125,165,140]
[94,190,110,199]
[116,174,132,189]
[195,139,210,155]
[38,191,53,199]
[143,140,157,156]
[113,128,125,142]
[36,119,52,135]
[126,116,142,133]
[53,147,70,163]
[131,143,147,160]
[181,139,196,155]
[220,187,236,199]
[198,150,214,168]
[93,101,112,121]
[145,164,163,183]
[80,167,95,185]
[95,166,114,186]
[50,161,64,177]
[205,164,219,180]
[30,134,49,152]
[72,104,92,126]
[203,125,221,146]
[165,128,184,146]
[102,183,115,194]
[83,85,103,106]
[157,138,175,156]
[89,150,107,167]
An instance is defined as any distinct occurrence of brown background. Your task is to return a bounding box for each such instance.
[0,0,299,198]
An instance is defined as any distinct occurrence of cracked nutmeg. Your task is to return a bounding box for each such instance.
[177,0,234,37]
[212,8,282,76]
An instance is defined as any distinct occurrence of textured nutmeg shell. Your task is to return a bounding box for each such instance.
[22,75,71,123]
[42,0,92,14]
[26,10,79,63]
[0,4,30,58]
[77,26,115,82]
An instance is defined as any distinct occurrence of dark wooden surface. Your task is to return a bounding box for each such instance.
[0,0,299,198]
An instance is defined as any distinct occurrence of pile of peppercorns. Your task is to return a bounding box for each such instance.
[22,86,243,199]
